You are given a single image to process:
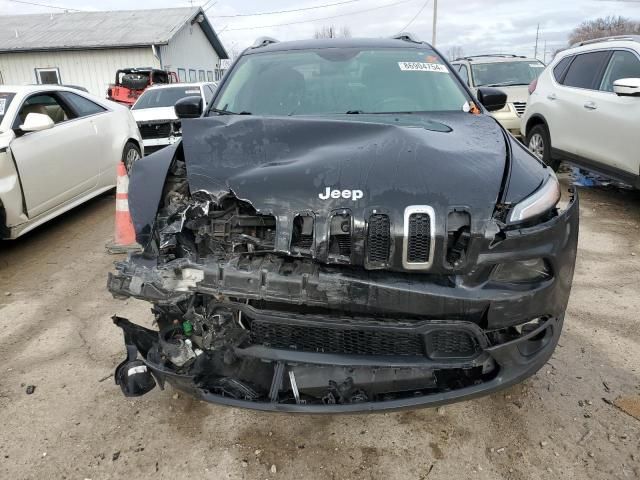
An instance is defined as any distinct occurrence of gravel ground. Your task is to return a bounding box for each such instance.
[0,178,638,480]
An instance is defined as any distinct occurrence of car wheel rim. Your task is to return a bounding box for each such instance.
[529,133,545,160]
[125,147,140,170]
[126,148,140,163]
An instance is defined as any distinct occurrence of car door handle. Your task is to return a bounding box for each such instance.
[547,93,557,100]
[584,101,597,110]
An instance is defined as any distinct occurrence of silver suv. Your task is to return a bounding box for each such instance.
[452,54,545,137]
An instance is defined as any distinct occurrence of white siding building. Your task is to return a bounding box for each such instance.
[0,7,228,97]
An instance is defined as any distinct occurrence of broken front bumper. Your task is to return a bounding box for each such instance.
[108,189,578,412]
[113,310,562,412]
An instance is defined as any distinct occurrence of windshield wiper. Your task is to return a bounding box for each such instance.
[209,106,235,115]
[484,82,529,87]
[345,110,421,115]
[209,106,252,115]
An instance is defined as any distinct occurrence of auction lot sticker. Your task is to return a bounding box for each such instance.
[398,62,448,73]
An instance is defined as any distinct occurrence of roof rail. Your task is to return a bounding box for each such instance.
[391,32,423,44]
[454,54,525,61]
[250,37,279,49]
[573,34,640,47]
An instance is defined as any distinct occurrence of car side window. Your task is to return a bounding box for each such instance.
[59,91,106,117]
[562,51,611,89]
[457,65,470,85]
[599,50,640,92]
[17,93,72,126]
[552,56,572,83]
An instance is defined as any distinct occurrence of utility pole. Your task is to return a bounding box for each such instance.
[432,0,438,46]
[534,23,540,60]
[543,40,547,64]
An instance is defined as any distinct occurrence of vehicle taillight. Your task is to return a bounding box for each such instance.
[528,78,538,95]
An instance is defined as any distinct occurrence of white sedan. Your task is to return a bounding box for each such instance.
[0,85,143,240]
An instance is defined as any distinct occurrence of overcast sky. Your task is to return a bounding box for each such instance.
[3,0,639,60]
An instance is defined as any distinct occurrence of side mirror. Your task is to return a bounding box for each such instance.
[174,96,203,119]
[613,78,640,97]
[19,112,54,132]
[476,87,508,112]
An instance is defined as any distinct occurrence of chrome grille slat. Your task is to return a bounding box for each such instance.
[402,206,435,270]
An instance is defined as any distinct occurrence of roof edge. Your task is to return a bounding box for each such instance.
[0,44,167,54]
[168,8,228,60]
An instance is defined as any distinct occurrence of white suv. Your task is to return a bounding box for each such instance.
[131,82,217,154]
[452,54,545,137]
[521,36,640,188]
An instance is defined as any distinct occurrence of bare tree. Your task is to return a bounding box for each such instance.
[446,45,465,61]
[314,25,352,39]
[569,16,640,45]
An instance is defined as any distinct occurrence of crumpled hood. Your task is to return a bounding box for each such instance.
[131,106,177,123]
[180,113,507,222]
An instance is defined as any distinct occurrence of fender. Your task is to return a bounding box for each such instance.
[0,145,29,235]
[127,141,179,247]
[524,113,549,138]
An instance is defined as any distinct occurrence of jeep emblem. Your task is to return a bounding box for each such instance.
[318,187,363,201]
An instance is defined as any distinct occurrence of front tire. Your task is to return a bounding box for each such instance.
[526,124,559,171]
[122,141,141,173]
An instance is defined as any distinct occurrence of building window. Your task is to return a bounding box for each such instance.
[189,69,197,82]
[198,70,205,81]
[215,69,225,81]
[177,68,186,83]
[35,67,61,84]
[206,70,214,82]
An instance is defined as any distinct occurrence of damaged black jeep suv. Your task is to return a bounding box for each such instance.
[108,35,579,412]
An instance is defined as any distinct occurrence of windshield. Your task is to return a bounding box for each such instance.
[471,61,545,87]
[0,92,16,127]
[132,87,201,110]
[212,48,470,116]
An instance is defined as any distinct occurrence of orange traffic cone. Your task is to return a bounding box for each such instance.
[106,162,140,254]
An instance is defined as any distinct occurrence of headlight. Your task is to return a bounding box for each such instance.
[491,258,551,283]
[508,173,560,223]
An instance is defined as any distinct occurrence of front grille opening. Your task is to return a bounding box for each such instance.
[328,212,352,259]
[291,214,314,252]
[512,101,527,116]
[139,122,172,139]
[367,214,390,265]
[446,211,471,268]
[407,213,431,263]
[425,330,478,359]
[248,319,425,356]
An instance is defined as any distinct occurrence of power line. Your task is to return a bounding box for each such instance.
[212,0,362,18]
[223,0,415,32]
[398,0,430,33]
[202,0,217,12]
[7,0,83,11]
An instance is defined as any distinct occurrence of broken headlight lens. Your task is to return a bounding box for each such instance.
[491,258,551,284]
[508,173,560,223]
